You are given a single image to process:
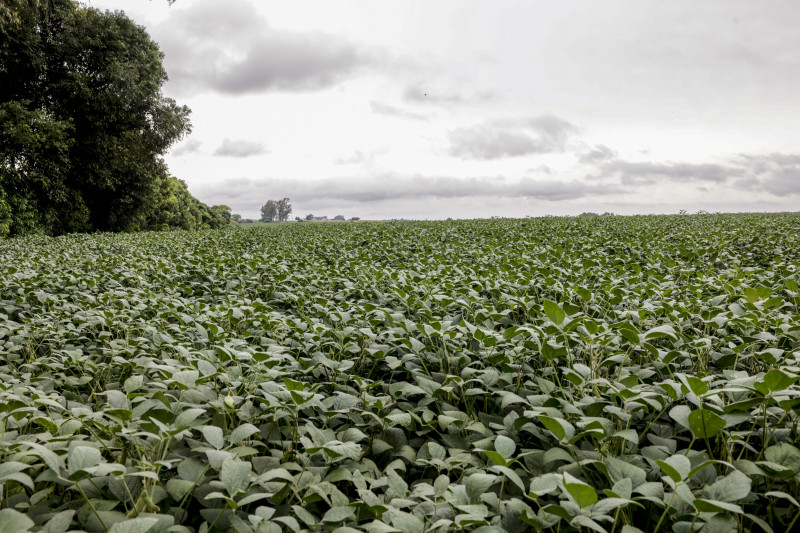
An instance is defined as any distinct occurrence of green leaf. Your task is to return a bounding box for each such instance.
[220,458,251,496]
[543,300,566,326]
[693,499,743,514]
[764,369,798,393]
[465,473,497,503]
[42,510,76,533]
[643,324,678,341]
[284,378,304,391]
[494,435,516,459]
[166,478,196,501]
[229,423,260,443]
[0,509,35,533]
[669,405,691,431]
[529,474,559,496]
[67,446,101,475]
[764,443,800,473]
[22,442,63,473]
[124,375,144,394]
[708,470,751,502]
[743,287,760,303]
[538,415,575,442]
[171,370,199,389]
[656,455,691,482]
[387,509,425,533]
[688,409,725,439]
[322,506,356,523]
[571,515,608,533]
[604,456,646,488]
[202,426,225,449]
[766,490,800,507]
[564,472,598,509]
[107,517,159,533]
[490,465,526,493]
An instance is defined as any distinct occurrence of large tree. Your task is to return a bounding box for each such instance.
[260,200,277,223]
[0,0,214,236]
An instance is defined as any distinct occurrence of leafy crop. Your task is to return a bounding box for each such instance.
[1,213,800,532]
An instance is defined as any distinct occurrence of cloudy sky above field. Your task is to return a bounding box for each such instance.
[87,0,800,219]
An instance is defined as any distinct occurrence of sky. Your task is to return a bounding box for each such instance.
[85,0,800,220]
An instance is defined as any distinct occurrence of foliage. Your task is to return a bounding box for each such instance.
[1,213,800,532]
[144,177,228,231]
[0,0,217,236]
[276,198,292,222]
[259,199,292,223]
[260,200,278,223]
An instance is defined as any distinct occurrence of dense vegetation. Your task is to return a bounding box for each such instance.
[1,213,800,532]
[0,0,226,237]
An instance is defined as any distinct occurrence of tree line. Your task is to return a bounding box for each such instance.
[0,0,228,237]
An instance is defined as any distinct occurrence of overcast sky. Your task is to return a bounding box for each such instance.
[86,0,800,219]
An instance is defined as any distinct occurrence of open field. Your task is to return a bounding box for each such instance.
[2,213,800,532]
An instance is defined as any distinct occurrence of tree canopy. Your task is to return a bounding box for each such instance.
[0,0,224,236]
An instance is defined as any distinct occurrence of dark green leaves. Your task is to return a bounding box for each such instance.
[688,410,726,439]
[3,214,800,533]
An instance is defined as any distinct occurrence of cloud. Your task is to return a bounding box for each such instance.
[448,115,579,160]
[369,101,428,121]
[213,138,267,158]
[194,173,618,211]
[586,151,800,196]
[171,138,202,156]
[154,0,370,95]
[403,83,494,106]
[578,144,617,164]
[599,160,733,185]
[334,151,367,165]
[733,153,800,196]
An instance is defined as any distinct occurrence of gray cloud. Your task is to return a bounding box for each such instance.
[369,101,429,121]
[154,0,370,95]
[578,144,617,164]
[448,115,579,160]
[171,139,202,156]
[599,160,733,185]
[195,174,618,211]
[334,151,367,165]
[213,138,267,158]
[588,152,800,196]
[733,153,800,196]
[402,84,495,106]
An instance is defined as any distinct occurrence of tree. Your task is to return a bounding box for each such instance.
[306,213,314,221]
[211,205,232,224]
[260,200,277,222]
[231,213,242,222]
[276,197,292,222]
[0,0,215,236]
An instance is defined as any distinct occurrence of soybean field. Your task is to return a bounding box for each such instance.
[2,213,800,533]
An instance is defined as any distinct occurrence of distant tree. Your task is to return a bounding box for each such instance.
[211,205,231,224]
[231,213,242,222]
[350,217,360,221]
[305,214,314,221]
[260,200,277,222]
[276,197,292,222]
[333,215,345,221]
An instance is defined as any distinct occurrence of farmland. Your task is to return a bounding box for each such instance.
[2,213,800,533]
